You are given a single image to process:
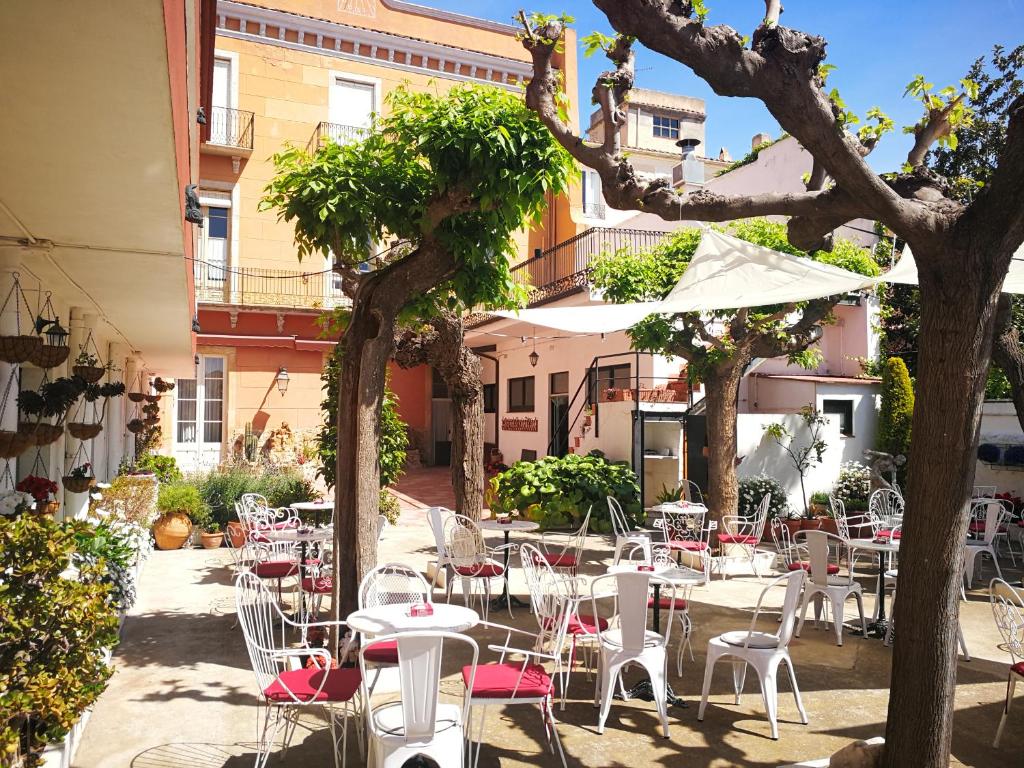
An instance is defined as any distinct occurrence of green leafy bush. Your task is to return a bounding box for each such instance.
[0,515,119,766]
[93,475,158,527]
[156,482,208,524]
[738,475,791,520]
[488,451,641,532]
[133,454,182,484]
[379,489,400,525]
[192,466,315,529]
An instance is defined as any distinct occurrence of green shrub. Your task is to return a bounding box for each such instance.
[878,356,914,460]
[488,451,641,532]
[156,482,208,524]
[833,460,871,511]
[93,475,158,527]
[738,475,791,520]
[379,488,400,525]
[133,453,182,484]
[0,516,119,766]
[192,466,315,528]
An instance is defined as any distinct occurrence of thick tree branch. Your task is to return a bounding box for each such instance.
[750,297,834,358]
[906,94,965,168]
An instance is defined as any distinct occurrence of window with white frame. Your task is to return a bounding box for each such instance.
[652,114,681,139]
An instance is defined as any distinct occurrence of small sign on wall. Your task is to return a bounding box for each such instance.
[502,416,538,432]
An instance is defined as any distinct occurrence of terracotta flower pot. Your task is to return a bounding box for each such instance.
[153,511,193,550]
[784,519,804,539]
[200,531,224,549]
[226,520,246,548]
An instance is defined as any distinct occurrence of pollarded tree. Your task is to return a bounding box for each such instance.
[519,5,1024,765]
[262,84,574,617]
[591,219,878,529]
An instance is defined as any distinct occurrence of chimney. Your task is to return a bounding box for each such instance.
[752,132,772,150]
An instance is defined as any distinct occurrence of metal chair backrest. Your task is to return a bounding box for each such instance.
[590,571,675,651]
[975,500,1004,545]
[444,513,486,570]
[739,570,806,649]
[990,578,1024,665]
[770,516,798,568]
[749,492,771,541]
[869,488,904,527]
[660,504,706,545]
[802,530,841,587]
[519,543,574,656]
[360,630,478,742]
[973,485,997,498]
[567,506,592,562]
[359,562,431,609]
[427,506,452,560]
[235,571,287,696]
[830,497,850,541]
[606,495,633,537]
[683,479,704,505]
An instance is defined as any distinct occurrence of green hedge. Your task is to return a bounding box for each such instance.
[190,466,316,529]
[488,451,641,532]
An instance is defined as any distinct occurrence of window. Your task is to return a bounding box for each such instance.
[176,378,197,443]
[581,170,605,219]
[203,357,225,443]
[508,376,535,412]
[588,363,631,403]
[202,206,229,283]
[653,114,680,139]
[550,371,569,396]
[483,383,497,414]
[431,368,449,399]
[822,399,854,437]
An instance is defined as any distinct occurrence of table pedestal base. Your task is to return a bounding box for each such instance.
[616,677,688,707]
[850,620,890,640]
[489,591,529,611]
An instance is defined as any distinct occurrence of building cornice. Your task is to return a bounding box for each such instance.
[217,1,532,88]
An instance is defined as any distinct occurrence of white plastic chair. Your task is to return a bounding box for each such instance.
[607,495,652,565]
[720,492,771,578]
[796,530,867,646]
[426,506,455,592]
[990,578,1024,748]
[444,514,510,620]
[698,570,808,740]
[235,571,361,768]
[590,571,675,737]
[538,506,591,575]
[964,500,1006,588]
[360,630,477,768]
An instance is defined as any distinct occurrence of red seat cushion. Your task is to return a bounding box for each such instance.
[263,666,360,703]
[362,639,399,665]
[567,613,608,635]
[669,540,708,551]
[253,560,298,579]
[463,662,552,699]
[301,576,333,594]
[454,563,504,577]
[788,562,840,575]
[718,533,758,545]
[1012,661,1024,677]
[876,529,902,541]
[539,553,577,568]
[647,596,688,610]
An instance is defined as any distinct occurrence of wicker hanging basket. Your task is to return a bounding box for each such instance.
[0,430,31,458]
[127,418,145,434]
[67,422,103,440]
[144,394,161,403]
[127,392,146,403]
[72,365,106,384]
[143,416,159,426]
[62,475,95,493]
[29,423,64,446]
[0,335,42,364]
[17,422,37,440]
[29,344,71,369]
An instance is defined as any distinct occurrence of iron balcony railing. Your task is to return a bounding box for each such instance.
[206,106,254,151]
[194,263,349,310]
[581,201,607,219]
[307,121,367,153]
[510,227,672,306]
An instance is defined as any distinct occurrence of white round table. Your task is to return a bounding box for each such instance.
[478,518,540,609]
[347,603,479,636]
[848,538,901,635]
[290,501,334,526]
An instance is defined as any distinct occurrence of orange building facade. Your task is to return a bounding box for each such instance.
[180,0,581,471]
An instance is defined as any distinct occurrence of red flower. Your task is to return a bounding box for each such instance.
[16,475,59,504]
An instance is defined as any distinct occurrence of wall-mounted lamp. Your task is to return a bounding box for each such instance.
[44,318,69,347]
[275,366,290,395]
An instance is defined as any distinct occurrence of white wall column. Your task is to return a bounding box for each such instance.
[106,342,130,476]
[64,307,97,515]
[123,353,142,465]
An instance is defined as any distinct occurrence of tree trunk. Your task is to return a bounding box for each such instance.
[701,359,747,531]
[882,243,1001,767]
[992,294,1024,431]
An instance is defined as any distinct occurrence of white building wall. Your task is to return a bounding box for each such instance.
[976,400,1024,496]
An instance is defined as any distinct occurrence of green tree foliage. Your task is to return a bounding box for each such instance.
[878,356,915,461]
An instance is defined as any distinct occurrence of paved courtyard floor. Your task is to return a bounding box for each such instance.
[74,470,1020,767]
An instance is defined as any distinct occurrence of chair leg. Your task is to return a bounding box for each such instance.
[759,663,780,740]
[731,660,748,705]
[831,595,846,646]
[545,700,568,768]
[957,622,970,661]
[796,591,810,638]
[327,705,340,768]
[853,591,867,640]
[782,655,808,724]
[993,675,1016,747]
[597,662,620,734]
[647,660,670,738]
[698,649,717,722]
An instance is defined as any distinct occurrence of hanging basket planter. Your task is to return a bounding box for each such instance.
[72,365,106,384]
[25,422,64,447]
[127,392,146,403]
[0,430,32,458]
[29,344,70,369]
[0,334,42,364]
[144,394,161,403]
[17,421,37,440]
[67,422,103,440]
[127,418,145,434]
[62,475,95,493]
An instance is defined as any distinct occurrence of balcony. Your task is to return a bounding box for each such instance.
[194,263,349,310]
[307,121,367,153]
[202,106,254,154]
[581,201,607,220]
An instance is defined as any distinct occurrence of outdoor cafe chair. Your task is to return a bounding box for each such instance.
[426,506,456,593]
[359,630,477,768]
[607,495,652,565]
[868,488,904,529]
[537,505,591,576]
[590,570,676,737]
[443,513,511,621]
[795,530,867,647]
[720,492,771,579]
[235,571,362,768]
[964,499,1006,588]
[989,578,1024,748]
[698,570,808,740]
[648,545,701,676]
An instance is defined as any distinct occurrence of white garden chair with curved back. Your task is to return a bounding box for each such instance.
[537,506,592,576]
[795,530,867,646]
[659,510,717,582]
[868,488,905,529]
[443,513,511,621]
[235,571,362,768]
[720,492,771,579]
[648,545,700,677]
[682,479,705,505]
[980,498,1018,566]
[964,499,1006,588]
[698,570,809,740]
[989,577,1024,748]
[607,495,652,565]
[590,570,676,737]
[360,630,477,768]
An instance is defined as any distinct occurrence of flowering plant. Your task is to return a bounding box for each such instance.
[0,489,36,517]
[737,475,790,520]
[68,461,93,480]
[832,461,871,511]
[16,474,59,504]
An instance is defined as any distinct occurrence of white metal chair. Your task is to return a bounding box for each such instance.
[590,571,675,737]
[964,500,1006,588]
[444,513,510,620]
[795,530,867,646]
[662,515,717,582]
[426,506,455,592]
[868,488,904,529]
[464,549,573,767]
[538,506,591,576]
[698,570,808,740]
[648,545,700,677]
[360,630,477,768]
[989,578,1024,748]
[720,492,771,578]
[235,571,361,768]
[607,495,652,565]
[357,562,432,681]
[973,485,997,498]
[682,479,705,505]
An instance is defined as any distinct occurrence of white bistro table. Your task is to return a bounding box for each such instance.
[290,500,334,526]
[347,603,480,636]
[478,518,540,609]
[847,537,900,638]
[261,526,333,618]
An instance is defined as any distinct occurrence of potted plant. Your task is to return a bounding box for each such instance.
[808,491,830,517]
[763,407,829,519]
[16,474,60,516]
[199,523,224,549]
[0,489,36,518]
[72,349,106,384]
[63,461,95,493]
[153,483,205,550]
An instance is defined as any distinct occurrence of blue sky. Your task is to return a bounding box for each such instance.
[427,0,1024,171]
